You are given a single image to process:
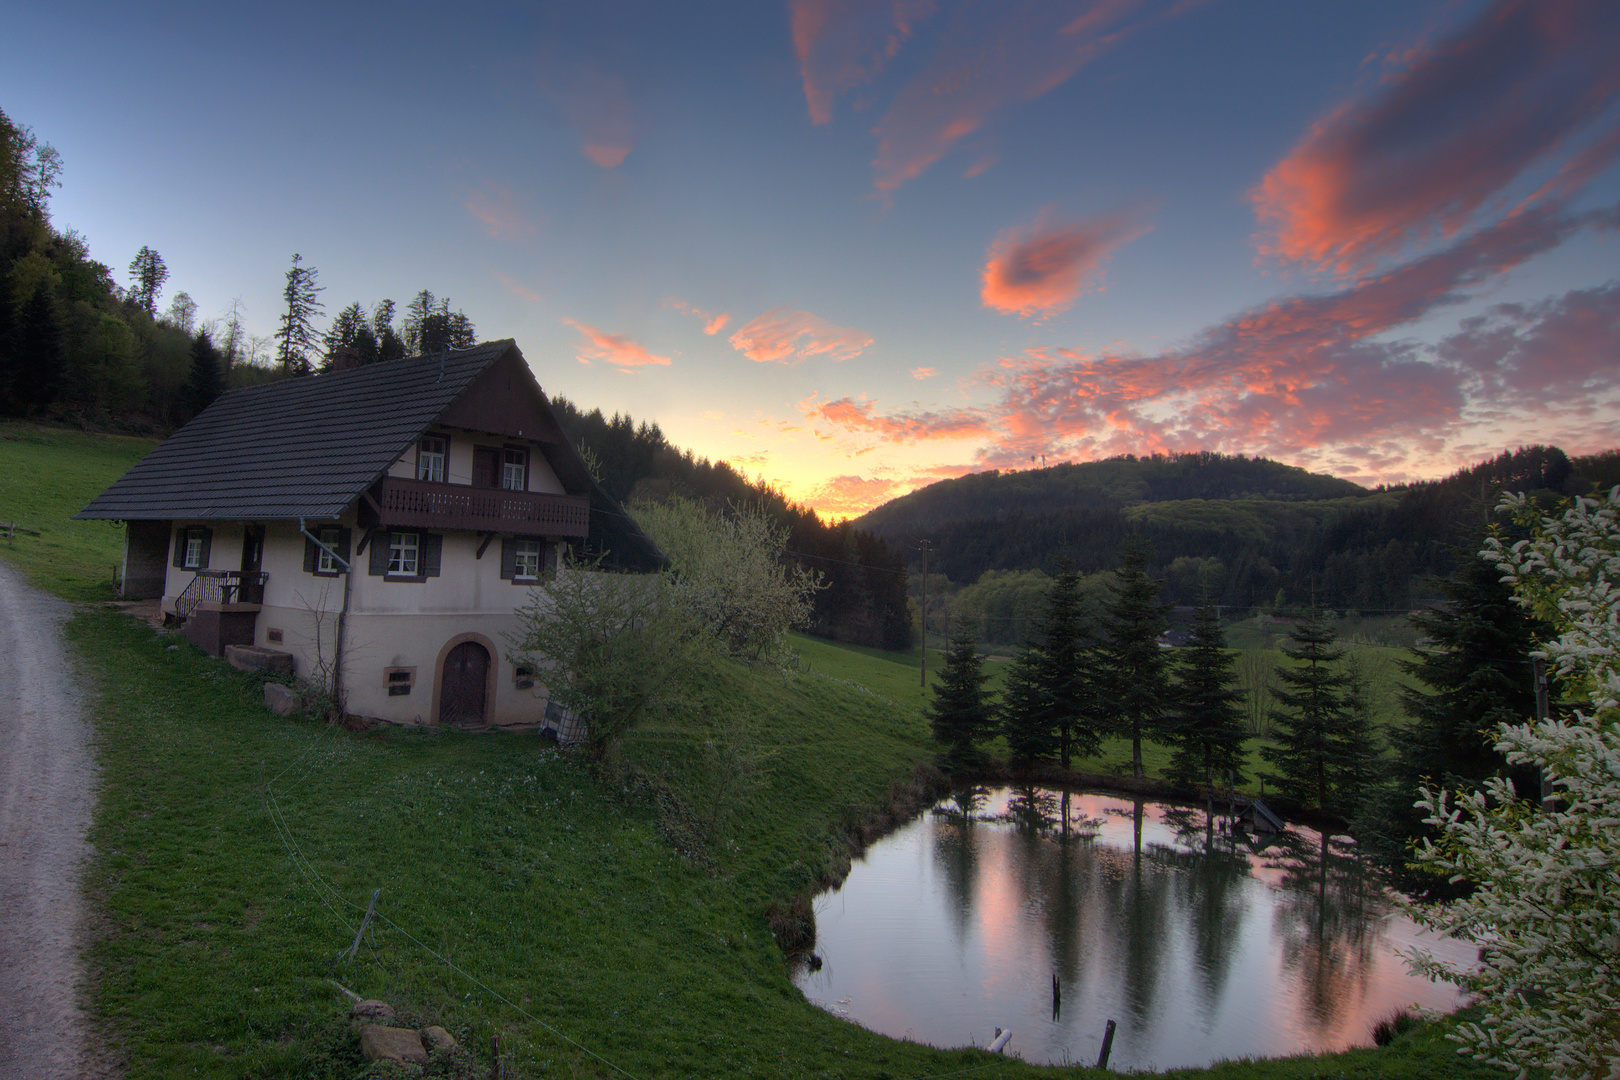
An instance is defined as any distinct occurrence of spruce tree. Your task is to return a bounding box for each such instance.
[125,245,167,315]
[1000,641,1056,768]
[1099,541,1172,779]
[12,277,62,414]
[1361,551,1542,894]
[1164,599,1247,792]
[927,619,996,772]
[183,329,223,419]
[1261,614,1352,814]
[275,253,324,376]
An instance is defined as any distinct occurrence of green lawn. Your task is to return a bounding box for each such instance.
[1,422,1513,1079]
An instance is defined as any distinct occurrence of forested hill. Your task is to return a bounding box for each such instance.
[857,447,1620,612]
[855,452,1368,537]
[549,399,912,651]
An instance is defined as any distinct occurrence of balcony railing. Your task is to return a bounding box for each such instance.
[368,475,591,537]
[175,569,268,618]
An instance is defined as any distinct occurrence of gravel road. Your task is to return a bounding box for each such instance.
[0,560,116,1079]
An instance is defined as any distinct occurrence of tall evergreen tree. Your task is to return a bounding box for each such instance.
[927,619,996,772]
[183,328,224,419]
[1164,599,1248,792]
[1000,641,1056,768]
[125,245,167,316]
[275,253,324,376]
[1361,551,1543,895]
[1099,541,1172,778]
[1261,615,1353,814]
[11,277,62,414]
[402,289,435,354]
[323,300,368,365]
[372,298,405,361]
[998,564,1104,771]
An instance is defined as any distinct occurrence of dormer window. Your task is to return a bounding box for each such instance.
[502,447,527,491]
[416,435,447,482]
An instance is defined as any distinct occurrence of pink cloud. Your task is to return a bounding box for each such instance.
[703,313,730,335]
[492,271,542,303]
[666,298,732,335]
[870,0,1187,194]
[729,308,873,363]
[465,184,539,239]
[911,366,937,379]
[812,194,1620,479]
[791,0,937,125]
[542,61,635,169]
[981,208,1149,316]
[804,395,992,442]
[1252,0,1620,274]
[562,318,671,372]
[803,474,901,519]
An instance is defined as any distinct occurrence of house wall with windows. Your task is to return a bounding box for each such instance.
[384,428,566,495]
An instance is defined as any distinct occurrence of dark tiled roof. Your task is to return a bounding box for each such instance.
[77,342,516,521]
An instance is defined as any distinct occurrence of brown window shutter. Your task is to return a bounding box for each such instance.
[544,541,559,577]
[172,527,187,568]
[336,527,352,565]
[198,529,212,569]
[473,446,499,488]
[303,535,318,573]
[500,536,516,580]
[422,533,442,577]
[369,532,390,576]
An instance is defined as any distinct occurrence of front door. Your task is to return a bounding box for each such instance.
[239,525,265,603]
[440,641,490,725]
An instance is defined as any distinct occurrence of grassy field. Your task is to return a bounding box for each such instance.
[1,421,1513,1079]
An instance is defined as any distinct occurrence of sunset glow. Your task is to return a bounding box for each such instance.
[8,0,1616,519]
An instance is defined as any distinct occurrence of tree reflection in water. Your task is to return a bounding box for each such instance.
[1159,805,1252,1027]
[1265,828,1388,1028]
[931,787,989,945]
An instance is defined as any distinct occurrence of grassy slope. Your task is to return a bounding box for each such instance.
[2,422,1510,1079]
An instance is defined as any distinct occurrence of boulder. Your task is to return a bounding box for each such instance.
[226,644,296,675]
[351,999,395,1023]
[420,1026,460,1054]
[263,682,301,717]
[359,1024,427,1064]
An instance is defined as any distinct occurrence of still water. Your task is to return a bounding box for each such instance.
[793,788,1471,1071]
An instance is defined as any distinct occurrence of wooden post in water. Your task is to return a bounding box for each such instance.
[1097,1018,1117,1069]
[988,1028,1013,1054]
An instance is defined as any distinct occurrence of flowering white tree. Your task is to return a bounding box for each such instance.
[1407,488,1620,1080]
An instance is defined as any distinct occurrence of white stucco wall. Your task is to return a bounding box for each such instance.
[384,428,565,493]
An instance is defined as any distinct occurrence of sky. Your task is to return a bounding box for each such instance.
[4,0,1618,519]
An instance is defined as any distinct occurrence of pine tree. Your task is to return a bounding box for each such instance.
[11,277,62,414]
[373,298,406,361]
[1099,541,1172,779]
[275,253,324,376]
[998,564,1104,771]
[927,619,996,772]
[1261,615,1352,814]
[322,301,369,367]
[183,328,223,419]
[125,245,167,316]
[1361,550,1542,894]
[1164,599,1247,792]
[1336,657,1383,819]
[1000,641,1056,768]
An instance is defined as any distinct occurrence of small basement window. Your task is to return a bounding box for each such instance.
[385,668,415,696]
[387,532,420,576]
[514,664,536,691]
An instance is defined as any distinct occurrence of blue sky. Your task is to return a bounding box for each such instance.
[5,0,1617,516]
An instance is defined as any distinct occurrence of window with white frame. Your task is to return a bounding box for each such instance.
[417,435,447,482]
[502,447,527,491]
[513,538,543,580]
[387,532,420,576]
[316,526,341,573]
[183,532,204,569]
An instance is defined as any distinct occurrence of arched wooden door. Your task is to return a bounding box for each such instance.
[440,641,490,725]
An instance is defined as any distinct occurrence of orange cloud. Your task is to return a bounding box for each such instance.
[492,271,542,303]
[542,61,635,169]
[870,0,1186,193]
[729,308,873,363]
[703,312,730,335]
[465,184,539,239]
[805,395,992,443]
[981,209,1149,316]
[666,299,731,335]
[791,0,937,125]
[1252,0,1620,274]
[803,474,901,519]
[562,318,671,372]
[911,366,936,379]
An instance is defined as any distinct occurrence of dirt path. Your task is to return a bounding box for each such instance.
[0,561,116,1079]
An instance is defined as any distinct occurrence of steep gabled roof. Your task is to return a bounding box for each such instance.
[77,340,516,521]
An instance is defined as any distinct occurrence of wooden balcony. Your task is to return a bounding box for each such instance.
[367,476,591,537]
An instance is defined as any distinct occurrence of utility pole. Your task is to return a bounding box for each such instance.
[919,539,930,689]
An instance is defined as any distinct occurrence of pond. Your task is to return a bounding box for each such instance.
[793,787,1471,1071]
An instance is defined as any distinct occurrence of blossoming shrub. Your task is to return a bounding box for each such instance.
[1408,488,1620,1080]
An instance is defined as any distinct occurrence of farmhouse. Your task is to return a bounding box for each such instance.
[76,340,662,728]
